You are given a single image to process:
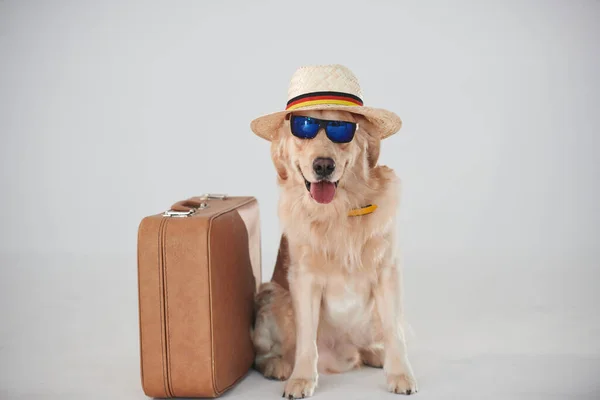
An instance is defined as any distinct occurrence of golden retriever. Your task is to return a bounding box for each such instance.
[252,109,418,398]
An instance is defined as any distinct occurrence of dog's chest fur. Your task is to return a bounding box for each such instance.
[287,213,393,336]
[320,268,377,333]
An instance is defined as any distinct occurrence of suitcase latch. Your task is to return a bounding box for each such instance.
[163,202,208,217]
[162,194,227,217]
[200,193,228,200]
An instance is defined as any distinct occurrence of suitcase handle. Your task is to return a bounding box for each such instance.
[163,194,228,217]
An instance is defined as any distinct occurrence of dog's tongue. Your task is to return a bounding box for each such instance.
[310,181,336,204]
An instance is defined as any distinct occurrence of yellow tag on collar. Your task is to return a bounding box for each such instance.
[348,204,378,217]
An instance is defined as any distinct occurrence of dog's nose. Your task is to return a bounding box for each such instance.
[313,157,336,178]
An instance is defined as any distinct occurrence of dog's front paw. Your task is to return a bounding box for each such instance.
[283,377,317,399]
[387,373,418,395]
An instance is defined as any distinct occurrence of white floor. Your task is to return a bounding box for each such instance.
[0,252,598,400]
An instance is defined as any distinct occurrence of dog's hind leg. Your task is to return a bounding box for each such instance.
[252,281,296,381]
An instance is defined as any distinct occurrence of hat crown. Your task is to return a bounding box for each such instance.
[287,64,363,101]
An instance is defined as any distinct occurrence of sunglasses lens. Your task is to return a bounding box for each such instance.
[326,121,356,143]
[290,116,320,139]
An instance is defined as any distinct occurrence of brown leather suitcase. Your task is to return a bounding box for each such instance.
[137,194,261,398]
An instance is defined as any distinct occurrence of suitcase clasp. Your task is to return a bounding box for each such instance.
[200,193,228,200]
[163,209,195,217]
[162,194,226,217]
[163,202,208,217]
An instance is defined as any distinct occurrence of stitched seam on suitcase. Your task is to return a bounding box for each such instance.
[163,218,175,397]
[158,218,169,397]
[165,219,176,397]
[206,216,216,396]
[158,218,173,398]
[157,218,167,396]
[208,198,255,394]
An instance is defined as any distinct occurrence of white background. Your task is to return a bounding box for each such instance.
[1,1,599,399]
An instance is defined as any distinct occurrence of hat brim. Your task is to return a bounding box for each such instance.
[250,104,402,141]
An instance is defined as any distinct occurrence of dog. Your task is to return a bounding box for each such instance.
[250,65,417,398]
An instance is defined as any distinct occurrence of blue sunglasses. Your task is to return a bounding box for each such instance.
[290,115,357,143]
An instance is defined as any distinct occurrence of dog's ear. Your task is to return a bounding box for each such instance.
[356,115,381,168]
[270,128,289,182]
[271,141,288,181]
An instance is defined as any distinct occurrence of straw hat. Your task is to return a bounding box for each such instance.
[250,64,402,141]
